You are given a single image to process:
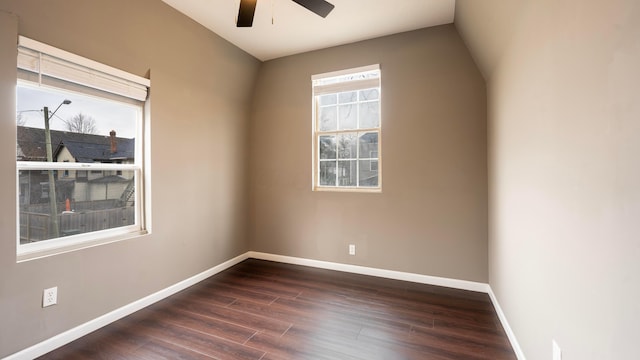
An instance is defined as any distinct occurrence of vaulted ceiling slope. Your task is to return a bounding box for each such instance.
[454,0,525,80]
[161,0,456,61]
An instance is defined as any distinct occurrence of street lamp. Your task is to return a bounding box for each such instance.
[43,99,71,239]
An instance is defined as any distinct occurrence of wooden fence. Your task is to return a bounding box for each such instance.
[19,206,135,244]
[21,199,123,214]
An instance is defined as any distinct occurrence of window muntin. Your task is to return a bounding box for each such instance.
[313,65,381,191]
[16,36,149,258]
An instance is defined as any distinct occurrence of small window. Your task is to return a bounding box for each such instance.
[312,65,381,191]
[15,36,150,259]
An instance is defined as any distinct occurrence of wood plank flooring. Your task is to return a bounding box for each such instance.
[38,259,516,360]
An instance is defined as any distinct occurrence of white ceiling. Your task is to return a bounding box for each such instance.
[161,0,456,61]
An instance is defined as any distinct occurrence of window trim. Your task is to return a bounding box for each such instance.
[15,37,150,261]
[312,64,382,192]
[16,106,147,260]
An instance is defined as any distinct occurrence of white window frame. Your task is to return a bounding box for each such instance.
[16,36,151,261]
[312,64,382,192]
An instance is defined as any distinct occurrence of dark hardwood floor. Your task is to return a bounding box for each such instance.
[39,259,516,360]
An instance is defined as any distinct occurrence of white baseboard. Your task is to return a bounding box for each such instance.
[4,252,249,360]
[247,251,489,293]
[487,287,526,360]
[6,251,525,360]
[248,251,525,359]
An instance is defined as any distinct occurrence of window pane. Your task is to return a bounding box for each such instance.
[338,104,357,130]
[319,94,337,106]
[358,160,379,187]
[319,161,336,186]
[77,170,88,180]
[319,135,336,159]
[319,106,337,131]
[359,101,380,129]
[312,66,381,191]
[17,85,138,162]
[19,169,135,243]
[337,133,357,159]
[360,88,379,101]
[338,160,357,186]
[359,132,379,159]
[338,91,357,103]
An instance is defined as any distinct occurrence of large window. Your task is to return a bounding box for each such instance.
[312,65,381,191]
[16,36,150,259]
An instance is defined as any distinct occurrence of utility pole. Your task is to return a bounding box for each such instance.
[43,106,60,239]
[42,100,71,239]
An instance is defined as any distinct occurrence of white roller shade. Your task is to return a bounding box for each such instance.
[18,36,149,101]
[312,64,380,95]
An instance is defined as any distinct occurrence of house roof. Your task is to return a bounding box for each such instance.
[88,175,130,184]
[17,126,134,162]
[56,139,134,163]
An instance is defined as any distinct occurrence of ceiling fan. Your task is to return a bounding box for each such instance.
[237,0,335,27]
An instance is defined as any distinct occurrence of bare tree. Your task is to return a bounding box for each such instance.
[16,113,27,126]
[63,113,98,134]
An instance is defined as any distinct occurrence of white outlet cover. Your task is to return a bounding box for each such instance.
[43,286,58,307]
[348,244,356,255]
[552,340,562,360]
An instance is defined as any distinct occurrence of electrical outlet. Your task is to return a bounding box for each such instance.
[43,287,58,307]
[348,244,356,256]
[552,340,562,360]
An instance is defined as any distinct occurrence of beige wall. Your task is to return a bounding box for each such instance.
[248,25,488,282]
[456,0,640,358]
[0,0,259,357]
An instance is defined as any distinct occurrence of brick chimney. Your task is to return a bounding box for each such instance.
[110,130,117,153]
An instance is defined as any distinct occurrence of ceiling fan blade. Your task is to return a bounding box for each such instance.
[237,0,257,27]
[291,0,335,18]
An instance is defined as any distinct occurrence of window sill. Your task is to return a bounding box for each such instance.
[17,229,149,263]
[313,186,382,194]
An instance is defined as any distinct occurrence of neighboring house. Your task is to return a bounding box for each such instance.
[55,131,134,203]
[17,126,135,206]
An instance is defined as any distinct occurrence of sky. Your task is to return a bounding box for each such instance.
[16,84,138,138]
